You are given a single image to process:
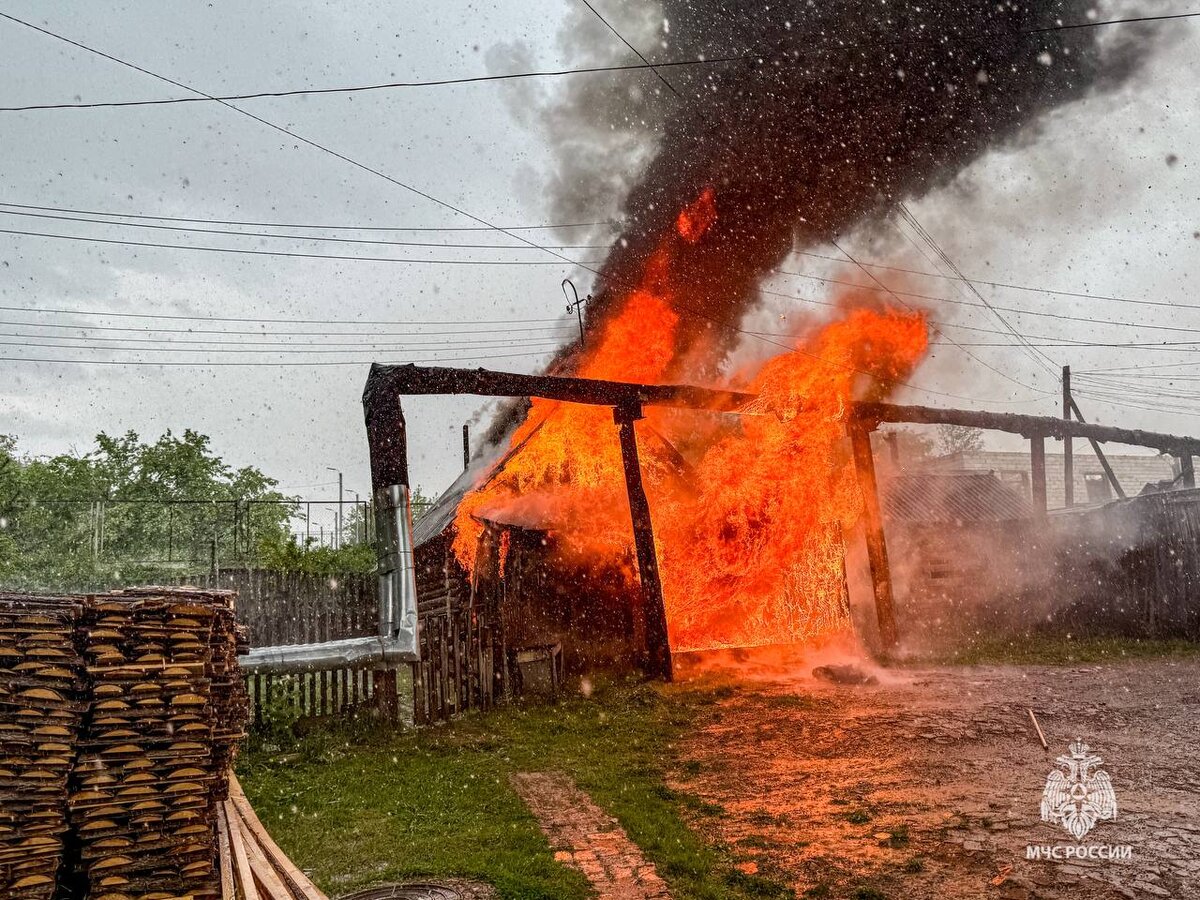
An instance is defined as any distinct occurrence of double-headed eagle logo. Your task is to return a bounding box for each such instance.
[1040,740,1118,840]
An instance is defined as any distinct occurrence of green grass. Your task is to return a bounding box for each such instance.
[237,678,794,900]
[908,635,1200,667]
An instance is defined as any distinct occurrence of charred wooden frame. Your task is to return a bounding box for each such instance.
[362,364,755,682]
[851,402,1200,650]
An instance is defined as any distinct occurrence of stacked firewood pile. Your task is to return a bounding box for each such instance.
[0,594,87,899]
[0,587,285,900]
[70,587,250,900]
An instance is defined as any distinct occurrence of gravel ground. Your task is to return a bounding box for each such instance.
[672,657,1200,899]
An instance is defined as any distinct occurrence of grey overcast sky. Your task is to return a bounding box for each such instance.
[2,1,1199,532]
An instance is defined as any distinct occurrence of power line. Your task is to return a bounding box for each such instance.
[0,335,567,354]
[0,12,1062,407]
[767,267,1200,336]
[0,348,558,367]
[578,0,681,98]
[0,226,605,266]
[0,11,602,278]
[0,305,563,326]
[5,196,1188,317]
[0,318,576,337]
[896,204,1060,379]
[0,208,609,250]
[0,200,614,233]
[831,235,1051,397]
[3,8,1196,113]
[783,247,1200,314]
[0,55,748,113]
[8,218,1200,341]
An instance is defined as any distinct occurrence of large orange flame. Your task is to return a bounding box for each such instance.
[451,190,929,651]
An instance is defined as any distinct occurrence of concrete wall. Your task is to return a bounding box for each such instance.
[927,450,1177,510]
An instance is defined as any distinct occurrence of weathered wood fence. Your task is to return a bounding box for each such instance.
[411,531,507,725]
[183,568,401,726]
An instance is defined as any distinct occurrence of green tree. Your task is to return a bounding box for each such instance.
[0,430,294,591]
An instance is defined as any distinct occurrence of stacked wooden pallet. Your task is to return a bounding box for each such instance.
[70,587,250,900]
[216,773,327,900]
[0,593,87,899]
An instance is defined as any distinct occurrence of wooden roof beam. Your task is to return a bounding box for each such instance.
[367,363,754,412]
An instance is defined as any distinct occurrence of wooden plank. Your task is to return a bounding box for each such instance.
[224,798,262,900]
[217,802,236,900]
[228,775,327,900]
[240,821,295,900]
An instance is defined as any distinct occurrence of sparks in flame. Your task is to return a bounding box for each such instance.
[451,188,929,652]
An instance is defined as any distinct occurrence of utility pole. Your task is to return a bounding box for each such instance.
[1063,365,1073,508]
[462,423,470,470]
[326,467,343,549]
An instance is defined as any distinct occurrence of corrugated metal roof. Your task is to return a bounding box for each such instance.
[883,471,1032,524]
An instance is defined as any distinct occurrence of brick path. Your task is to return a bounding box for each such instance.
[511,772,671,900]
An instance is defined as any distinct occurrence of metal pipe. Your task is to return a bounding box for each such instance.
[375,483,418,646]
[236,368,422,674]
[237,485,419,673]
[239,635,414,675]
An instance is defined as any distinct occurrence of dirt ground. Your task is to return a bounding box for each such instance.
[671,656,1200,900]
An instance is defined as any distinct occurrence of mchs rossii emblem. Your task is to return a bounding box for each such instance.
[1040,740,1118,840]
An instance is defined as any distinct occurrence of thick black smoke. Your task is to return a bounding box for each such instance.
[588,2,1158,348]
[483,0,1162,444]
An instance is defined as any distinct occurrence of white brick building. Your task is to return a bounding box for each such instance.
[925,450,1180,509]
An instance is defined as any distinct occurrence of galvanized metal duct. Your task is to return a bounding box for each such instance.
[238,483,419,674]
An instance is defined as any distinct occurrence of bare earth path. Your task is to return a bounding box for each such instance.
[672,658,1200,899]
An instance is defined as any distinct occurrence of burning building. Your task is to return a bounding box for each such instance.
[387,2,1172,714]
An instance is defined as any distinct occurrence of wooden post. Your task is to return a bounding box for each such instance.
[849,424,898,650]
[463,423,470,470]
[1031,434,1048,517]
[1181,454,1196,489]
[1063,366,1074,508]
[614,402,673,681]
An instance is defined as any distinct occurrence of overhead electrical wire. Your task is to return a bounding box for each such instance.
[0,8,1194,112]
[0,226,607,266]
[829,237,1051,396]
[895,204,1060,380]
[0,319,577,338]
[0,349,559,368]
[0,10,1158,407]
[7,218,1200,340]
[2,199,1188,315]
[0,304,564,326]
[0,336,567,355]
[0,200,614,232]
[578,0,681,97]
[0,208,608,250]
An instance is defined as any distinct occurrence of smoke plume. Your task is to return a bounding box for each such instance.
[496,1,1162,377]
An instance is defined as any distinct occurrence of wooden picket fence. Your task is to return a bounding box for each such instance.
[180,568,404,726]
